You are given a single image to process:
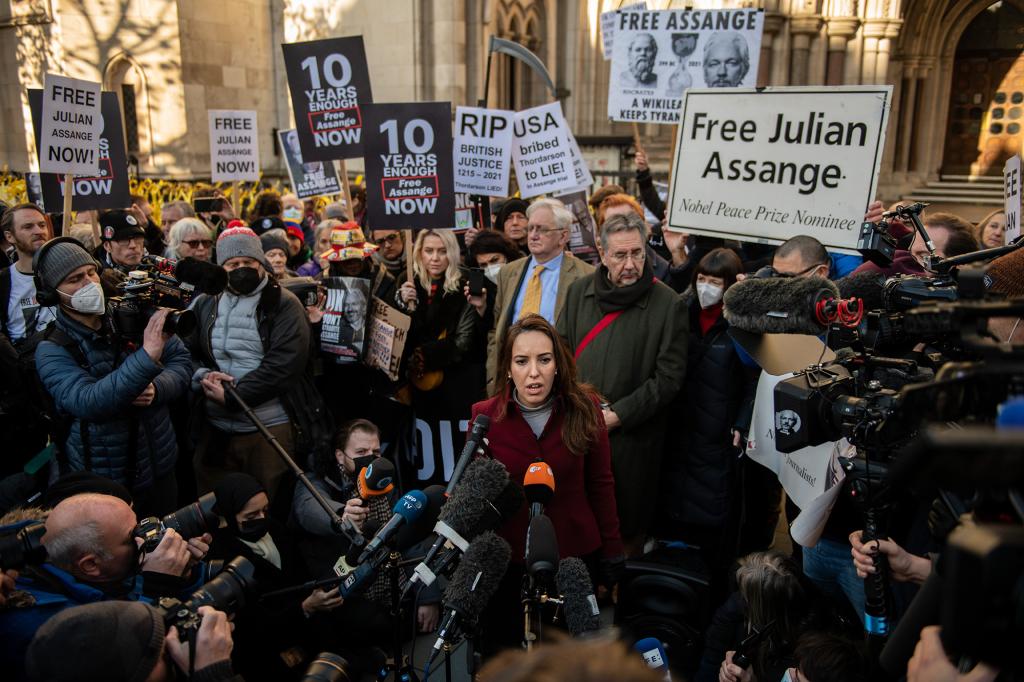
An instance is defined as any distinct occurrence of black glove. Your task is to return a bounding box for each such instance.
[599,555,626,589]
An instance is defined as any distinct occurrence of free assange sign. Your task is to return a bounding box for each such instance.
[667,86,892,252]
[39,74,103,175]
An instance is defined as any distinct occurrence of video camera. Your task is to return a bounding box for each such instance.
[156,555,256,635]
[0,521,46,570]
[134,492,219,554]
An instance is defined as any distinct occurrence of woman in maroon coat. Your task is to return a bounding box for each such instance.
[472,314,624,652]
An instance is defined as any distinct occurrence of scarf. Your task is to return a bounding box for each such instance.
[593,259,655,313]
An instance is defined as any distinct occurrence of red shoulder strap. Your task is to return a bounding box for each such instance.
[574,310,624,360]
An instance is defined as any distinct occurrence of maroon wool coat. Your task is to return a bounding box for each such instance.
[470,393,625,563]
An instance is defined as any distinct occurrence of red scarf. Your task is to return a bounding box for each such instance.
[699,302,723,336]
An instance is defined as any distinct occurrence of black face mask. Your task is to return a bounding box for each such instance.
[237,517,269,542]
[227,267,263,295]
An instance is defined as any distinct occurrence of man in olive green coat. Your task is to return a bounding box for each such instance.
[557,212,688,552]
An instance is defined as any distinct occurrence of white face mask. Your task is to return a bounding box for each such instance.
[283,207,303,221]
[696,282,723,309]
[484,263,502,284]
[62,281,105,315]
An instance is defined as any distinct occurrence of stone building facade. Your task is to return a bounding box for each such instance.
[0,0,1021,211]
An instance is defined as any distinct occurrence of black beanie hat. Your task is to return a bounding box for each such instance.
[213,472,265,532]
[25,601,165,682]
[495,198,529,234]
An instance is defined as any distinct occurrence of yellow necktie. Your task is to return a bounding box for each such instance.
[519,264,545,319]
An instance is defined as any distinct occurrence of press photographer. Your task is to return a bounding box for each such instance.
[32,237,193,515]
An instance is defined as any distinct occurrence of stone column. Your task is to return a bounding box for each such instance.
[825,17,860,85]
[789,15,824,86]
[897,59,920,173]
[861,19,887,84]
[758,11,787,87]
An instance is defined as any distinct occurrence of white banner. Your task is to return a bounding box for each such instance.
[209,110,260,182]
[1005,155,1021,243]
[608,8,763,124]
[453,106,514,196]
[39,74,103,175]
[666,86,893,252]
[512,102,579,198]
[600,1,647,60]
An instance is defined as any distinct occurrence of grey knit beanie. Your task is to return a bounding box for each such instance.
[34,238,99,291]
[217,225,272,271]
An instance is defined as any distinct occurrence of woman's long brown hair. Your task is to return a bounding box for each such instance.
[491,314,602,456]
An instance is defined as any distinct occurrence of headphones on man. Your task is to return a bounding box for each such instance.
[34,236,90,307]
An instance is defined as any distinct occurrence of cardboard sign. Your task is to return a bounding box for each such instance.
[608,8,763,124]
[363,101,455,229]
[556,190,600,263]
[278,128,342,199]
[601,1,648,60]
[321,276,371,362]
[365,296,411,381]
[282,36,373,161]
[38,74,103,175]
[1005,155,1021,243]
[512,102,579,198]
[209,110,260,182]
[453,106,514,197]
[666,86,893,252]
[29,90,131,211]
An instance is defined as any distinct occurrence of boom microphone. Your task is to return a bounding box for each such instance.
[837,271,885,311]
[523,460,555,519]
[446,414,491,495]
[170,256,229,295]
[555,557,601,636]
[356,490,427,564]
[723,276,840,335]
[633,637,673,681]
[429,531,511,665]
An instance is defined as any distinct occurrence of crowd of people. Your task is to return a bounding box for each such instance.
[0,156,1013,682]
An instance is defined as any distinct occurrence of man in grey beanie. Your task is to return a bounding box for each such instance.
[32,237,193,516]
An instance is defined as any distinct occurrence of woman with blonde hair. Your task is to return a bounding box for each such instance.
[167,217,214,261]
[974,209,1006,249]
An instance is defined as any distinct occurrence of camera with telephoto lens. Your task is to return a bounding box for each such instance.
[134,492,219,554]
[108,255,199,340]
[301,653,353,682]
[280,276,322,307]
[156,556,256,635]
[0,522,47,570]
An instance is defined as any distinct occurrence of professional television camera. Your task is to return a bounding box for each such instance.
[108,255,227,340]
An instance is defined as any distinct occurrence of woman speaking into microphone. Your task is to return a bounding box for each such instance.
[471,314,624,650]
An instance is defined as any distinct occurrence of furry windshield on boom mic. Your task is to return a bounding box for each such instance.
[174,257,229,295]
[443,531,511,626]
[556,557,601,636]
[723,276,840,335]
[836,271,885,311]
[453,458,509,504]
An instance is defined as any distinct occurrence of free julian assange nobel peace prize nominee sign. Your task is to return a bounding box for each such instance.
[667,85,892,252]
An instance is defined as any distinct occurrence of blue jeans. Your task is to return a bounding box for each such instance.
[803,537,865,624]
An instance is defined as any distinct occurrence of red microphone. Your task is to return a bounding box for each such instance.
[523,460,555,519]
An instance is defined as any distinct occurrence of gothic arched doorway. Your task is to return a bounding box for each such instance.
[942,1,1024,176]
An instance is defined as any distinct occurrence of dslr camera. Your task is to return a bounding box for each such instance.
[134,492,219,554]
[157,556,256,635]
[0,521,47,570]
[109,255,200,340]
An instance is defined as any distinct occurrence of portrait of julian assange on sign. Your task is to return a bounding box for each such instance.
[608,8,763,124]
[666,86,893,252]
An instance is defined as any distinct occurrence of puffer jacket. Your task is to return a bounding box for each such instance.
[34,310,191,490]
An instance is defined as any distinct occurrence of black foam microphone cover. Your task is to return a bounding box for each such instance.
[556,557,601,636]
[525,514,559,578]
[836,270,885,311]
[723,275,839,335]
[175,256,228,294]
[453,458,509,505]
[443,531,511,626]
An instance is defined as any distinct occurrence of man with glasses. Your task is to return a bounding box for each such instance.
[557,212,687,555]
[371,229,406,281]
[769,235,831,279]
[485,198,594,387]
[98,209,147,273]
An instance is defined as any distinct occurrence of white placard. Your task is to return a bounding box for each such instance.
[1005,155,1021,243]
[600,1,648,60]
[209,110,260,182]
[566,131,594,194]
[39,74,103,175]
[453,106,514,197]
[608,8,763,124]
[666,86,893,252]
[512,102,577,198]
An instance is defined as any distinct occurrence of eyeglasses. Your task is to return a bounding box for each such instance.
[770,262,827,278]
[607,249,646,264]
[374,234,400,245]
[183,239,213,249]
[526,225,563,236]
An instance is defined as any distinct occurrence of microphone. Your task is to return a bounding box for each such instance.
[446,414,491,496]
[836,271,885,311]
[555,557,601,636]
[525,514,559,582]
[634,637,673,681]
[392,484,445,552]
[523,460,555,519]
[356,490,427,564]
[357,458,395,502]
[723,276,840,335]
[429,531,511,666]
[171,256,229,294]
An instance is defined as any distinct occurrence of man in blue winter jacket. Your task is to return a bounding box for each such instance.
[32,235,192,517]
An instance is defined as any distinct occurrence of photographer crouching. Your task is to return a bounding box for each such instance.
[32,237,193,516]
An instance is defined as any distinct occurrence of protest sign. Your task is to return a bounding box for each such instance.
[321,276,371,362]
[601,1,647,60]
[38,74,103,175]
[282,36,373,161]
[566,131,594,193]
[555,190,600,263]
[666,86,892,252]
[511,102,578,198]
[1005,155,1021,243]
[608,8,763,124]
[363,101,455,230]
[29,90,131,212]
[208,110,259,182]
[278,128,342,199]
[453,106,514,196]
[454,193,491,233]
[365,296,411,382]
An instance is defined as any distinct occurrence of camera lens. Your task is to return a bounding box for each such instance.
[0,522,47,571]
[301,653,351,682]
[163,308,197,337]
[162,492,218,539]
[186,556,257,615]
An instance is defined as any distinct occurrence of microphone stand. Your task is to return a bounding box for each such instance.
[378,553,425,682]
